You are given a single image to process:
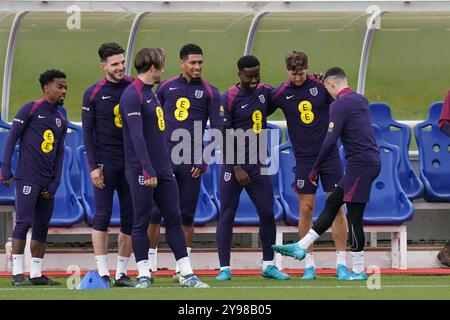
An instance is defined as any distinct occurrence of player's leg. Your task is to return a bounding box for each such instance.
[343,165,380,281]
[172,164,201,279]
[91,169,115,283]
[216,165,242,280]
[347,202,367,280]
[10,181,39,286]
[272,186,345,260]
[321,153,348,279]
[29,189,60,285]
[147,203,161,275]
[245,167,289,280]
[153,170,208,287]
[126,170,153,288]
[114,170,135,287]
[294,159,318,279]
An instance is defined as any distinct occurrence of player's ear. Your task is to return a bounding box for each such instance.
[100,62,106,72]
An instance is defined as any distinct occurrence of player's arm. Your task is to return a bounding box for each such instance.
[81,90,105,189]
[266,88,279,117]
[192,87,222,178]
[309,102,345,186]
[438,90,450,137]
[123,91,157,187]
[0,103,33,186]
[221,93,250,186]
[45,121,68,198]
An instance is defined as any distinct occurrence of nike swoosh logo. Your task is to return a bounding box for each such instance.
[286,95,295,100]
[169,87,178,91]
[147,99,152,103]
[241,104,248,109]
[102,96,111,100]
[38,115,46,119]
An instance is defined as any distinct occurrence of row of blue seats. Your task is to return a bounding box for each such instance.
[0,102,448,227]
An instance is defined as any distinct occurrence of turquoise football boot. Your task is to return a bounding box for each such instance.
[301,267,317,280]
[271,243,307,261]
[336,264,350,280]
[216,268,232,281]
[262,265,290,280]
[348,271,368,281]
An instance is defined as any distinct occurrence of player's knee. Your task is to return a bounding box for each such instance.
[300,203,314,219]
[31,225,49,243]
[259,211,275,225]
[181,213,195,227]
[12,221,32,240]
[92,214,110,232]
[325,195,341,212]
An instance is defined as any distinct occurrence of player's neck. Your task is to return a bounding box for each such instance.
[137,74,155,86]
[105,74,120,84]
[182,73,198,83]
[43,96,59,106]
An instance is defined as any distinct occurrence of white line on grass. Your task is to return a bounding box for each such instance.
[1,284,450,291]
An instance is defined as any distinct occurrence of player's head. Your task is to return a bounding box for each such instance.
[98,42,126,83]
[39,69,67,105]
[323,67,348,99]
[180,43,203,80]
[237,55,260,92]
[134,48,165,84]
[285,51,309,86]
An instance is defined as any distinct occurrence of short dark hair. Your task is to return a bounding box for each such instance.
[98,42,125,62]
[180,43,203,60]
[323,67,347,81]
[237,55,260,71]
[285,51,308,72]
[39,69,66,91]
[134,48,165,74]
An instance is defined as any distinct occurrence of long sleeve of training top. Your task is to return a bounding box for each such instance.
[81,87,98,171]
[120,86,156,178]
[47,124,67,194]
[0,102,33,179]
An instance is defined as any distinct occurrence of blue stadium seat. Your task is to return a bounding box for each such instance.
[276,141,328,226]
[13,146,84,227]
[414,102,450,202]
[363,126,415,224]
[370,102,423,199]
[59,106,83,199]
[0,121,15,204]
[76,145,121,226]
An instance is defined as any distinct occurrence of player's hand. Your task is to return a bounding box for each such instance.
[90,168,105,189]
[40,189,53,200]
[191,167,204,179]
[144,177,158,188]
[233,165,251,186]
[1,179,11,187]
[308,170,319,187]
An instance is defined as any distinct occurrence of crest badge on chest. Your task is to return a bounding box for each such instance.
[195,90,204,99]
[309,87,318,97]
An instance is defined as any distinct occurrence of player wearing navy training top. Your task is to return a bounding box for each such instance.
[120,48,208,288]
[1,70,67,286]
[215,55,289,281]
[273,67,381,281]
[437,90,450,267]
[147,44,222,280]
[82,42,134,287]
[269,51,348,280]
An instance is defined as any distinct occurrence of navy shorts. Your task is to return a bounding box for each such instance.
[295,152,343,194]
[339,164,381,203]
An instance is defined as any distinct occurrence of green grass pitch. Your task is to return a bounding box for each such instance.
[1,275,450,300]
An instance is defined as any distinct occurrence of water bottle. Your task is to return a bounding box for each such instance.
[5,238,12,272]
